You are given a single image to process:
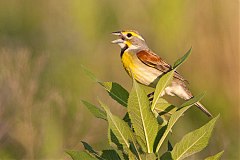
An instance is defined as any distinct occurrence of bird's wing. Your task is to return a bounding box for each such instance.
[136,50,171,72]
[136,50,188,83]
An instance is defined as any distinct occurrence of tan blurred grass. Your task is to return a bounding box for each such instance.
[0,0,239,159]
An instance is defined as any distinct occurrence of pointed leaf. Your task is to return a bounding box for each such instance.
[81,66,129,107]
[152,48,192,111]
[180,92,205,108]
[171,115,220,160]
[173,47,192,69]
[81,141,102,159]
[100,101,134,150]
[100,82,129,107]
[128,79,158,153]
[204,151,224,160]
[66,150,97,160]
[151,69,175,111]
[82,100,107,120]
[81,65,99,82]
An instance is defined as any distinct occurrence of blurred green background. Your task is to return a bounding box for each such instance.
[0,0,239,159]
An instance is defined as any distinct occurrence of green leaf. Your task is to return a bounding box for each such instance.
[100,82,129,107]
[155,106,191,152]
[128,79,158,153]
[66,150,97,160]
[81,65,99,82]
[128,149,137,160]
[171,115,220,160]
[180,92,205,108]
[173,47,192,69]
[81,141,102,159]
[158,141,173,160]
[122,113,131,127]
[129,141,142,160]
[99,101,134,151]
[204,151,224,160]
[155,93,205,152]
[135,135,147,152]
[151,69,175,111]
[151,48,192,112]
[101,150,121,160]
[167,141,173,151]
[81,66,129,107]
[155,98,177,115]
[108,128,123,150]
[153,110,166,126]
[82,100,107,120]
[140,153,156,160]
[160,152,172,160]
[107,129,130,160]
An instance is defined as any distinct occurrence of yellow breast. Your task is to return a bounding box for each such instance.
[121,52,135,76]
[121,52,163,87]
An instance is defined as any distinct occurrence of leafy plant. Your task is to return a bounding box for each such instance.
[67,48,223,160]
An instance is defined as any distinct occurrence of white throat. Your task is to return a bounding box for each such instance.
[128,45,140,50]
[118,43,126,48]
[118,43,141,52]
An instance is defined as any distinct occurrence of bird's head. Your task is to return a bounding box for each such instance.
[112,30,147,51]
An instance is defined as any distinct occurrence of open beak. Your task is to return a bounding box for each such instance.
[111,31,124,44]
[112,31,122,36]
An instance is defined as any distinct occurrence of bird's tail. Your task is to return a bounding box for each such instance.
[179,86,212,117]
[166,82,212,117]
[195,102,212,117]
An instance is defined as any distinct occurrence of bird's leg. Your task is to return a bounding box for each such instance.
[147,92,154,102]
[149,97,153,102]
[147,91,154,98]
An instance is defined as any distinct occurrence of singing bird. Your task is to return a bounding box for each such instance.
[112,30,212,117]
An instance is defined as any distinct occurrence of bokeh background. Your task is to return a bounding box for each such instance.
[0,0,239,159]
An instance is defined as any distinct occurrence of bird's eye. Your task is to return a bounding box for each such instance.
[126,33,132,38]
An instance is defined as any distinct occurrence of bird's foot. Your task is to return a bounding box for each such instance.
[147,91,154,102]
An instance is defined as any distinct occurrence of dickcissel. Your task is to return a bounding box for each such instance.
[112,30,212,117]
